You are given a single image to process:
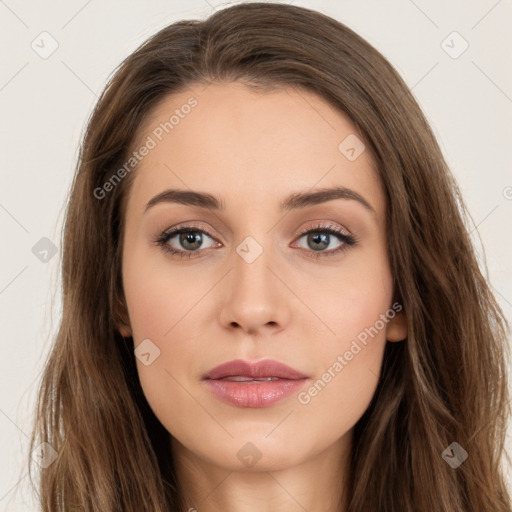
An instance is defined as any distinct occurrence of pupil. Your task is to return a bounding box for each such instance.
[309,233,329,251]
[181,232,202,250]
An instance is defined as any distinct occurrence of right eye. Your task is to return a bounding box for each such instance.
[154,225,219,258]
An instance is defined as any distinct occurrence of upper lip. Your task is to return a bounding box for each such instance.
[203,359,309,380]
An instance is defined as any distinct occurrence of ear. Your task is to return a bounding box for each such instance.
[114,295,132,338]
[386,310,407,342]
[117,322,132,338]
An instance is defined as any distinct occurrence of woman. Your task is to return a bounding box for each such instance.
[28,2,511,511]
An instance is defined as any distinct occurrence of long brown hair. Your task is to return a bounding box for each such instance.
[28,2,511,510]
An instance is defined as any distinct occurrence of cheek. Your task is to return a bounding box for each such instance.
[122,245,206,341]
[122,245,215,428]
[300,246,393,414]
[320,245,393,349]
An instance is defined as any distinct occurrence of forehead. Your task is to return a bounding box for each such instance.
[125,81,384,218]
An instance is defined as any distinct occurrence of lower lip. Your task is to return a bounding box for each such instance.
[204,378,309,408]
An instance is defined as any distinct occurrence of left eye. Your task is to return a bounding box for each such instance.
[295,230,345,252]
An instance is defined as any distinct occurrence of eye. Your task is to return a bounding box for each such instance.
[153,224,218,259]
[293,222,357,259]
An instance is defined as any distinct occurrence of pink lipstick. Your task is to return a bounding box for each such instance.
[202,359,310,408]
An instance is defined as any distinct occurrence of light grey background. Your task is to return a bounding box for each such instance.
[1,0,511,509]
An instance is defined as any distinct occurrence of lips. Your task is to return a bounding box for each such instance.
[202,358,309,381]
[202,359,310,408]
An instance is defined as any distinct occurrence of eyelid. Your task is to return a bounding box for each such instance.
[295,221,351,238]
[160,221,218,240]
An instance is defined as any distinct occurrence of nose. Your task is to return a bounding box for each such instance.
[218,239,290,336]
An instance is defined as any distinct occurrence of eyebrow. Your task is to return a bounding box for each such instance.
[143,186,375,215]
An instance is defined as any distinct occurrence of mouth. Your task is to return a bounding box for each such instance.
[202,359,310,408]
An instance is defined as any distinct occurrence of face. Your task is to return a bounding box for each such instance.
[118,81,407,472]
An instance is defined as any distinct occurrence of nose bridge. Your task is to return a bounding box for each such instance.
[232,232,277,301]
[219,229,287,331]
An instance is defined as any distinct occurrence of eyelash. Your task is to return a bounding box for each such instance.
[153,222,358,260]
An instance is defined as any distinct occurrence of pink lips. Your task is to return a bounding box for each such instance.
[202,359,310,408]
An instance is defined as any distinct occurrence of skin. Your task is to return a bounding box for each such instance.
[118,81,407,512]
